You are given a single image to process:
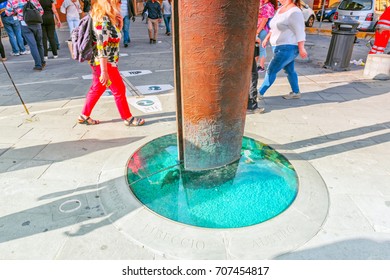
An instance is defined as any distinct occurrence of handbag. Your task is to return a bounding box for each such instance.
[23,0,43,25]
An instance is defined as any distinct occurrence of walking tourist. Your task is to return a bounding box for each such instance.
[161,0,171,36]
[256,0,277,73]
[258,0,307,100]
[142,0,162,44]
[248,36,265,114]
[120,0,135,48]
[6,0,46,71]
[79,0,145,127]
[39,0,61,59]
[60,0,82,36]
[1,1,30,56]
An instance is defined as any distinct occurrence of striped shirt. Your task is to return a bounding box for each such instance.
[6,0,43,21]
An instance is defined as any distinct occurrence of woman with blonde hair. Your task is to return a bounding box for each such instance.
[78,0,145,126]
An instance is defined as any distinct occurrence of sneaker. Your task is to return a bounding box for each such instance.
[20,50,30,55]
[53,55,58,59]
[150,38,153,44]
[10,52,20,56]
[33,66,43,71]
[44,56,48,60]
[257,66,265,73]
[282,92,301,99]
[247,107,265,114]
[124,43,128,48]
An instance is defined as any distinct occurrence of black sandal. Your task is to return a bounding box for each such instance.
[78,115,100,125]
[124,117,145,126]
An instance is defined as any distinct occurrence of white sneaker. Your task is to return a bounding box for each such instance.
[10,52,20,56]
[44,56,48,60]
[282,92,301,99]
[20,50,30,55]
[53,55,58,59]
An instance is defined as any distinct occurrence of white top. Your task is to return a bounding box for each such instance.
[121,0,129,17]
[61,0,82,19]
[269,7,306,47]
[162,0,172,15]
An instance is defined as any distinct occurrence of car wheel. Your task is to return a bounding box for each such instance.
[306,15,314,27]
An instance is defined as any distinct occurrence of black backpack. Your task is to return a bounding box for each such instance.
[23,0,43,25]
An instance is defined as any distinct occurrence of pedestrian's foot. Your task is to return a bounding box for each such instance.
[257,66,265,73]
[33,66,43,71]
[152,39,157,44]
[1,57,7,61]
[10,52,20,56]
[124,116,145,126]
[42,62,46,68]
[78,115,100,125]
[166,32,171,36]
[124,43,128,48]
[53,55,58,59]
[44,56,48,60]
[257,94,264,100]
[282,92,301,99]
[20,50,30,55]
[150,38,153,44]
[247,107,265,114]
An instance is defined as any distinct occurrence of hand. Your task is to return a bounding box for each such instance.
[99,71,110,86]
[132,16,135,22]
[116,14,123,30]
[261,39,268,48]
[57,21,61,28]
[299,48,308,59]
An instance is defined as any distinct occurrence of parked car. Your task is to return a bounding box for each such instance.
[316,2,341,22]
[301,1,316,27]
[333,0,386,31]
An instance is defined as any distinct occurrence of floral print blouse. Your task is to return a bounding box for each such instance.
[90,16,121,67]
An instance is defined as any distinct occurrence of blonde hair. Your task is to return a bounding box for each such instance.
[91,0,121,26]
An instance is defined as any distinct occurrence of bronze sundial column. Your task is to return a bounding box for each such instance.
[173,0,259,171]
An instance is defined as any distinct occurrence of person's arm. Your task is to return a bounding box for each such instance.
[52,3,61,27]
[261,31,271,48]
[157,2,162,22]
[289,10,307,58]
[129,1,135,21]
[257,18,268,35]
[142,2,148,15]
[95,19,110,86]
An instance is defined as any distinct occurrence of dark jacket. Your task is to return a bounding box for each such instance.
[127,0,135,18]
[142,0,162,19]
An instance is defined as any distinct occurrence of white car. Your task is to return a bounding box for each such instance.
[301,1,316,27]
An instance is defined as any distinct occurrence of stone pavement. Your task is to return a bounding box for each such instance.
[0,18,389,259]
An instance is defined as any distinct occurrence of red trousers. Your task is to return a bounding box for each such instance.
[82,64,132,120]
[369,29,390,54]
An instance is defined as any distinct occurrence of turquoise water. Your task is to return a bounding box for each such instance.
[127,134,298,229]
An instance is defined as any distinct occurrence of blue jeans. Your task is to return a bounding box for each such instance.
[21,24,44,68]
[258,29,267,58]
[163,14,171,34]
[67,17,80,35]
[259,44,300,96]
[122,15,131,44]
[2,16,26,54]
